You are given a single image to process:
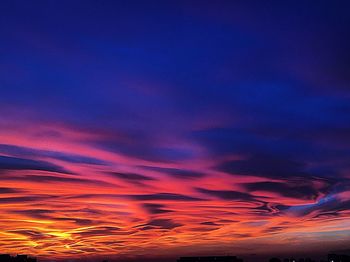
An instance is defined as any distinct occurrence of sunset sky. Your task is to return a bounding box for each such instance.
[1,1,350,261]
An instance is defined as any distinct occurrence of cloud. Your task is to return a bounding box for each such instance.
[107,172,156,185]
[0,195,55,204]
[142,203,173,214]
[139,219,182,230]
[243,180,332,200]
[0,174,114,187]
[8,229,50,240]
[217,154,307,178]
[289,196,350,218]
[0,155,68,173]
[141,166,206,179]
[261,226,286,234]
[60,192,204,203]
[13,209,54,219]
[55,217,95,226]
[0,187,23,194]
[129,193,204,201]
[74,226,128,237]
[93,138,195,163]
[196,188,258,201]
[1,1,350,258]
[200,221,220,226]
[0,144,108,165]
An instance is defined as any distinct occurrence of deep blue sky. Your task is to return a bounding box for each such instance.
[0,1,350,260]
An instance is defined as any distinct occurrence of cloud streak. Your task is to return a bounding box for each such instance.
[0,1,350,259]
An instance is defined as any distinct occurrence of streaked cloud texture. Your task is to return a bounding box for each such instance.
[0,1,350,260]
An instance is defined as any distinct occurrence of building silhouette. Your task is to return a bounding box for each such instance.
[269,258,281,262]
[177,256,243,262]
[1,252,350,262]
[281,258,314,262]
[0,255,36,262]
[328,254,350,262]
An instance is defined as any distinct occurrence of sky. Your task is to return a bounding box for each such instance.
[1,0,350,261]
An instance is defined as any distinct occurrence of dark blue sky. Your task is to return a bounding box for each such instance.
[0,1,350,259]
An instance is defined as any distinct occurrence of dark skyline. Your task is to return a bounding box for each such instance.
[0,0,350,260]
[2,253,350,262]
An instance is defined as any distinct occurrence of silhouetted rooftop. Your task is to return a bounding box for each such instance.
[177,256,243,262]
